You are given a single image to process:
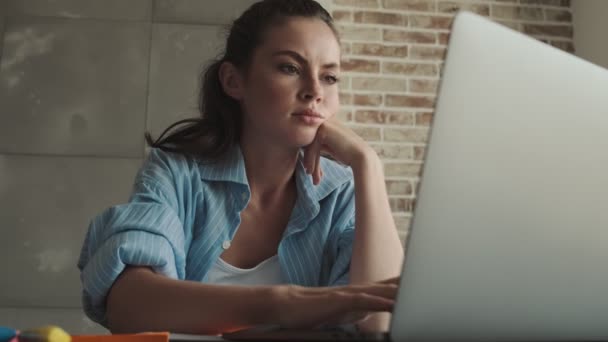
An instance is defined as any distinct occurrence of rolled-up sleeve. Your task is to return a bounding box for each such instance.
[77,150,192,325]
[327,179,356,287]
[328,221,355,287]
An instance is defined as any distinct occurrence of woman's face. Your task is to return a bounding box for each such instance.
[238,17,341,149]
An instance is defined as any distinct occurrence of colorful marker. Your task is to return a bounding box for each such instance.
[19,326,71,342]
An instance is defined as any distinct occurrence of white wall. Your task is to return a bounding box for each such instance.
[572,0,608,69]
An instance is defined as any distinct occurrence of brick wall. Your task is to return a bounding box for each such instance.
[331,0,574,242]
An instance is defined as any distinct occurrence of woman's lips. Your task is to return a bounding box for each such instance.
[293,109,324,125]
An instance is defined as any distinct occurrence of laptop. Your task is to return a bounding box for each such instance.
[206,10,608,342]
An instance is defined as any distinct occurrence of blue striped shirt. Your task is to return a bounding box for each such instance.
[77,146,356,326]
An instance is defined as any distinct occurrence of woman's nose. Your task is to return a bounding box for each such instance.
[299,77,322,103]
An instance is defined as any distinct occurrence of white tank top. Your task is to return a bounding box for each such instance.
[205,255,283,285]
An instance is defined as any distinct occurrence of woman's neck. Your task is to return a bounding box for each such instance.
[239,139,299,206]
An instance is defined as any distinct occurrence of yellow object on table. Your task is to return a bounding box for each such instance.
[19,326,71,342]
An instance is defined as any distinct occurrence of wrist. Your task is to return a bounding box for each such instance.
[350,146,381,174]
[262,285,291,326]
[246,286,282,326]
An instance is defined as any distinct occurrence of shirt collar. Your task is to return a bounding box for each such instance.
[196,144,352,202]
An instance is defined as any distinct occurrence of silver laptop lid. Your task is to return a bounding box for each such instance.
[391,11,608,342]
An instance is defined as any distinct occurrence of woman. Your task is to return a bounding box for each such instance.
[78,0,403,335]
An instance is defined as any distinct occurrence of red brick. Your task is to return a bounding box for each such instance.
[341,42,351,55]
[338,75,351,90]
[353,11,407,26]
[409,15,453,30]
[410,46,447,61]
[341,58,380,73]
[523,24,573,38]
[354,94,383,106]
[338,25,382,41]
[384,127,429,143]
[332,10,353,22]
[354,110,413,124]
[386,180,414,195]
[414,145,426,160]
[394,216,412,234]
[550,40,574,53]
[520,0,570,6]
[383,29,436,44]
[413,180,421,194]
[492,5,543,20]
[352,76,407,92]
[386,111,415,125]
[354,110,387,124]
[545,8,572,22]
[372,144,414,159]
[382,62,438,76]
[339,92,353,105]
[335,0,380,8]
[438,32,451,45]
[409,79,438,94]
[337,108,353,122]
[439,62,446,77]
[438,1,489,15]
[496,20,521,31]
[350,125,382,141]
[415,112,434,126]
[390,198,415,212]
[386,95,435,108]
[351,43,408,58]
[384,162,423,177]
[382,0,435,12]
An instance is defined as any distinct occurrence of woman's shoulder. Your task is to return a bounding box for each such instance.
[141,147,243,185]
[136,148,205,188]
[143,148,200,172]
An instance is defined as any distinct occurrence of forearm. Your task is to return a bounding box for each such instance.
[349,149,404,331]
[106,267,276,335]
[350,149,404,283]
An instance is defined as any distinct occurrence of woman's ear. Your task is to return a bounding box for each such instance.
[219,61,244,100]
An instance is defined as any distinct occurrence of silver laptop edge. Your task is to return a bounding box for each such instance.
[391,11,608,342]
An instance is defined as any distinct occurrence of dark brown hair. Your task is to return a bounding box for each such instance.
[145,0,338,160]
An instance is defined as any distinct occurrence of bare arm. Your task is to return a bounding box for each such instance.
[107,266,396,334]
[304,122,405,332]
[106,267,273,334]
[350,149,405,331]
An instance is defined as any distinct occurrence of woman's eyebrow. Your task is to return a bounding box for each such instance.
[271,50,339,69]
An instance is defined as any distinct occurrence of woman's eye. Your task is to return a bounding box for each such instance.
[324,75,340,84]
[279,64,299,75]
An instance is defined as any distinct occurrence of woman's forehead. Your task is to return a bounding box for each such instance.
[259,17,341,62]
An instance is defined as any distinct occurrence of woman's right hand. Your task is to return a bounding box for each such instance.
[269,277,399,329]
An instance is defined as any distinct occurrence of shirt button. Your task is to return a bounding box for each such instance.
[241,192,247,201]
[222,240,231,250]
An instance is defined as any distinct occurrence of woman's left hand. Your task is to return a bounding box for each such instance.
[302,118,375,185]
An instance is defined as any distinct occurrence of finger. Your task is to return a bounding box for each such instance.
[302,144,314,174]
[308,137,323,184]
[313,147,322,185]
[342,283,398,301]
[278,287,394,330]
[303,293,392,329]
[345,292,395,313]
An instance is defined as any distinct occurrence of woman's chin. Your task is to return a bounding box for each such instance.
[294,135,317,148]
[284,128,317,148]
